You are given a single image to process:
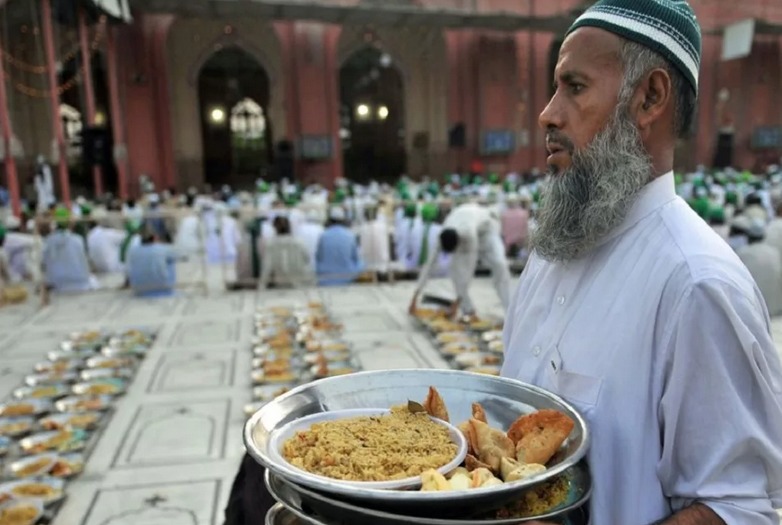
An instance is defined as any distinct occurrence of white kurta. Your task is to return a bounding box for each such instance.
[174,215,202,257]
[358,219,390,272]
[3,233,34,281]
[87,226,126,274]
[296,222,324,271]
[764,218,782,263]
[502,173,782,524]
[738,242,782,317]
[416,203,510,313]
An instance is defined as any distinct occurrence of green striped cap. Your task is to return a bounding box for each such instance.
[567,0,701,94]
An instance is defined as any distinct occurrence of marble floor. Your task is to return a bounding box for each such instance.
[0,267,505,525]
[0,267,780,524]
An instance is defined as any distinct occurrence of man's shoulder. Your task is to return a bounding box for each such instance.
[650,202,760,301]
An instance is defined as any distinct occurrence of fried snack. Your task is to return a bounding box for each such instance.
[423,387,449,422]
[0,504,38,525]
[421,470,450,491]
[448,470,472,490]
[506,463,547,482]
[500,456,522,481]
[471,403,487,423]
[458,421,476,456]
[282,409,458,482]
[465,454,491,472]
[469,419,515,474]
[471,467,503,488]
[508,410,574,465]
[11,482,56,498]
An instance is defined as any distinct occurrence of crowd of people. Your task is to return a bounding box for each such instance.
[4,165,782,314]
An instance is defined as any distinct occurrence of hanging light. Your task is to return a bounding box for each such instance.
[378,106,389,120]
[356,104,371,120]
[209,107,226,124]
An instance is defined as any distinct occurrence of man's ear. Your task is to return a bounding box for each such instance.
[635,68,672,135]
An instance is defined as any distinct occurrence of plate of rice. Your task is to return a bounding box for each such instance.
[268,408,467,491]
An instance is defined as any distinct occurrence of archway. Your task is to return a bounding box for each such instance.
[198,47,272,188]
[339,47,405,183]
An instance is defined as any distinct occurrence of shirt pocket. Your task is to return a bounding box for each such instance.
[546,350,604,413]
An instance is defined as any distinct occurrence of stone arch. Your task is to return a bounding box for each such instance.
[336,26,448,177]
[166,18,285,189]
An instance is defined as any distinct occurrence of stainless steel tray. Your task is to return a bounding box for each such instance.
[245,369,589,513]
[266,469,591,525]
[266,503,325,525]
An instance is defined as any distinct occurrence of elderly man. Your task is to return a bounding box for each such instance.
[503,1,782,524]
[409,201,510,317]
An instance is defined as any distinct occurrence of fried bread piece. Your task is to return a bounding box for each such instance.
[507,409,574,465]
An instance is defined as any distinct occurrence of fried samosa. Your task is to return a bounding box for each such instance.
[471,402,488,423]
[423,386,450,422]
[469,419,515,474]
[509,409,575,465]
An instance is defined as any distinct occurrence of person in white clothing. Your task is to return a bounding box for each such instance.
[507,2,782,524]
[409,202,510,317]
[86,216,126,274]
[764,201,782,263]
[358,205,390,274]
[736,224,782,317]
[394,203,417,271]
[295,210,324,271]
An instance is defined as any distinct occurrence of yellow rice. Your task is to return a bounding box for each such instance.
[282,409,458,481]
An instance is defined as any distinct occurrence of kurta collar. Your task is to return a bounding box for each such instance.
[597,171,677,247]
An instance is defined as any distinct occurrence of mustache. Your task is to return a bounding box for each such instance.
[546,129,575,154]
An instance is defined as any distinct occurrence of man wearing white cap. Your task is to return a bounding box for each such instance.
[315,207,363,286]
[504,1,782,524]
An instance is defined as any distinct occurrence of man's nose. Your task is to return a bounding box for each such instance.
[539,95,564,131]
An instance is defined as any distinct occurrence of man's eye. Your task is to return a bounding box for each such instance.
[570,83,585,94]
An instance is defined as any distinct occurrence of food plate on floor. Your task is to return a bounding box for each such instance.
[0,497,44,525]
[55,395,112,413]
[0,477,65,506]
[19,429,88,455]
[0,400,51,418]
[5,454,58,479]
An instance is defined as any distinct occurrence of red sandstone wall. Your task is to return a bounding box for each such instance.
[115,0,782,188]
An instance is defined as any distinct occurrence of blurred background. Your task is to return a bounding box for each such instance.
[0,0,780,201]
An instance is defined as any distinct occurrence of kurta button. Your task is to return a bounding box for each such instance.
[533,346,541,356]
[557,296,566,305]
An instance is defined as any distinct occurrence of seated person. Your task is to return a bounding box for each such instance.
[127,230,176,297]
[42,208,98,292]
[316,207,364,286]
[259,216,314,288]
[86,214,126,274]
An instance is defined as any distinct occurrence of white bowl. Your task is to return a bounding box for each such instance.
[268,408,468,491]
